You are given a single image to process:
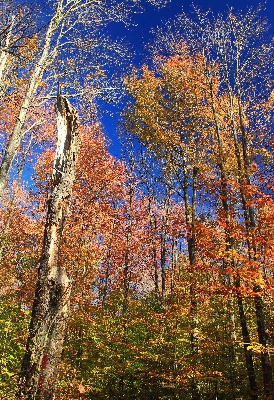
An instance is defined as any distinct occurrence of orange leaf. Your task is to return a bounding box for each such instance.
[78,384,85,394]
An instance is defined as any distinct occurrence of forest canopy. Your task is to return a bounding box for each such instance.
[0,1,273,399]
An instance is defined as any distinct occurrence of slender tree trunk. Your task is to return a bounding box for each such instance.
[235,75,273,397]
[236,279,258,399]
[119,167,134,399]
[0,133,33,260]
[180,161,200,400]
[148,194,160,300]
[0,2,64,194]
[205,65,259,399]
[123,170,134,306]
[0,15,15,89]
[101,209,118,307]
[254,286,273,398]
[17,94,80,400]
[160,194,170,301]
[226,43,273,395]
[170,238,178,301]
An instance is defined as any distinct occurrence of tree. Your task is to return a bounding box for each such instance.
[122,6,274,398]
[0,3,273,400]
[17,93,80,399]
[0,0,167,194]
[0,0,38,92]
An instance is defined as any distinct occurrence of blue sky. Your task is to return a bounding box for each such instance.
[33,0,274,158]
[102,0,274,158]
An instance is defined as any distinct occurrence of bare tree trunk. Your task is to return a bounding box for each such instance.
[160,193,170,301]
[148,194,160,301]
[225,41,273,396]
[17,94,80,400]
[206,69,258,399]
[254,287,273,398]
[236,279,258,400]
[235,76,273,398]
[0,15,15,89]
[0,1,65,194]
[0,133,33,260]
[180,162,200,400]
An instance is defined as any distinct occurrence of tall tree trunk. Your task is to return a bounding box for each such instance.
[206,68,259,399]
[160,193,170,301]
[148,195,160,301]
[17,94,80,400]
[235,64,273,396]
[254,287,273,398]
[224,41,273,395]
[236,279,258,400]
[0,15,15,89]
[180,161,200,400]
[0,133,33,260]
[0,1,64,194]
[119,165,134,399]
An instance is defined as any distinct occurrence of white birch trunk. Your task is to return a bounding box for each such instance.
[0,1,64,194]
[0,15,15,86]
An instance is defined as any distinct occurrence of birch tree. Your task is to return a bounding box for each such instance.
[0,0,167,195]
[0,0,38,91]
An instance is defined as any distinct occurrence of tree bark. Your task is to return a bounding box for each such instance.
[0,15,15,87]
[181,163,200,400]
[0,1,64,194]
[17,94,80,400]
[206,68,258,399]
[236,281,258,400]
[254,286,273,398]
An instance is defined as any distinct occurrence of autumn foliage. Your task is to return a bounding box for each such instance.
[0,3,273,400]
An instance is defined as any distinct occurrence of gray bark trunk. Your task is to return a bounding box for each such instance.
[17,94,80,400]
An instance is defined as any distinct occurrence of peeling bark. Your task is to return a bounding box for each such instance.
[17,94,80,400]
